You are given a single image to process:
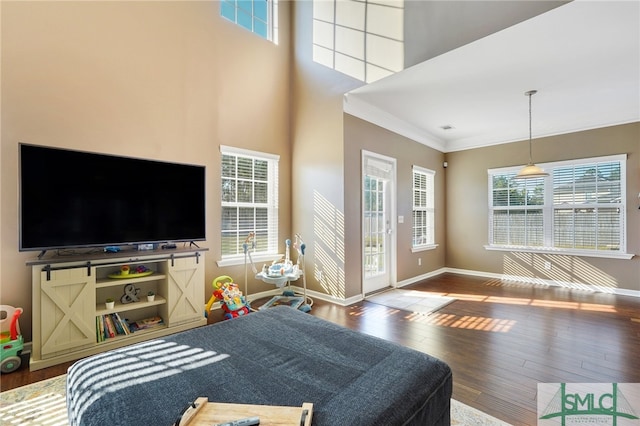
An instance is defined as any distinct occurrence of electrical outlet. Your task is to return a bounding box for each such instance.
[418,258,422,266]
[544,261,552,270]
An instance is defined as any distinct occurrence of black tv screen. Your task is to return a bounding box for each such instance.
[19,144,206,252]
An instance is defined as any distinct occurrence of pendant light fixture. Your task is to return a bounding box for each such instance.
[515,90,548,179]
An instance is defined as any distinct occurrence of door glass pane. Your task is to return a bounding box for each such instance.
[364,175,386,278]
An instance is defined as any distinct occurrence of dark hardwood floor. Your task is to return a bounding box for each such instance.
[2,273,639,425]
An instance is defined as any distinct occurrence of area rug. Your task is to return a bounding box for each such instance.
[366,288,456,315]
[0,374,510,425]
[0,375,67,425]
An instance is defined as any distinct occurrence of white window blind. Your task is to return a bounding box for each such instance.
[220,146,279,258]
[413,166,435,248]
[488,154,627,257]
[490,174,544,247]
[552,160,623,251]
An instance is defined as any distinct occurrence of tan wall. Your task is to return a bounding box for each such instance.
[1,1,291,341]
[4,0,628,348]
[290,1,363,300]
[445,122,640,292]
[289,1,576,300]
[344,115,446,295]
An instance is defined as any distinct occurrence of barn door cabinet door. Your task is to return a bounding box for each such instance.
[166,254,205,326]
[36,267,96,358]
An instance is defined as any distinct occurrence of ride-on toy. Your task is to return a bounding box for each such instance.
[1,305,24,373]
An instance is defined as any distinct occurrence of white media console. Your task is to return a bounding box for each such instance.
[27,247,208,371]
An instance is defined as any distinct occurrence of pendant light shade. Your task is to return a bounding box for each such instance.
[515,90,548,179]
[515,163,548,178]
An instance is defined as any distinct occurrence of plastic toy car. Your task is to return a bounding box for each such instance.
[1,305,24,373]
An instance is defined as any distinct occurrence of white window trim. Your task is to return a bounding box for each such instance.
[412,165,436,250]
[486,154,633,260]
[220,145,280,162]
[219,145,280,266]
[411,244,438,253]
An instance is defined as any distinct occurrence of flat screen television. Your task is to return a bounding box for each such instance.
[19,143,206,254]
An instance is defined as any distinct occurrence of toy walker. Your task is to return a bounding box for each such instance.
[1,305,24,373]
[205,276,250,320]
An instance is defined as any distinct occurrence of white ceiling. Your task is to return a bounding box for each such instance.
[343,0,640,153]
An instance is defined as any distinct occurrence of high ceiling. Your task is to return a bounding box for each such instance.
[343,0,640,153]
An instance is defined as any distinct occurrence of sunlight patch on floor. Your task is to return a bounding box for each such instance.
[349,303,516,333]
[405,312,516,332]
[442,291,617,313]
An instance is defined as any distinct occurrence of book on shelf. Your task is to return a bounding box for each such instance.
[104,315,116,338]
[96,313,138,342]
[110,314,124,335]
[114,312,130,335]
[129,316,164,332]
[96,316,104,343]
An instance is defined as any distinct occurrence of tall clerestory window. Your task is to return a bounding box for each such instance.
[221,0,279,44]
[312,0,404,83]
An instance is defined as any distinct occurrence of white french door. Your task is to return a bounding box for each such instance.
[362,151,396,295]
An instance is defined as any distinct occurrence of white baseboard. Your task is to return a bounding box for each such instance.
[396,267,449,288]
[443,267,640,298]
[286,285,362,306]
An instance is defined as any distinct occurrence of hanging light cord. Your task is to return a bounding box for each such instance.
[527,90,535,165]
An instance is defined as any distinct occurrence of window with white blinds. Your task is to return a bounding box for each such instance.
[412,166,435,248]
[552,160,623,251]
[490,174,544,247]
[221,146,279,259]
[488,154,627,257]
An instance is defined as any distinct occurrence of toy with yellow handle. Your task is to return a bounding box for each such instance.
[204,275,234,317]
[1,305,24,373]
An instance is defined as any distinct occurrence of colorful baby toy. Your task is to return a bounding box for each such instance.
[1,305,24,373]
[205,276,250,320]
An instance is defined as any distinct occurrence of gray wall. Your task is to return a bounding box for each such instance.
[344,115,446,294]
[404,1,568,67]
